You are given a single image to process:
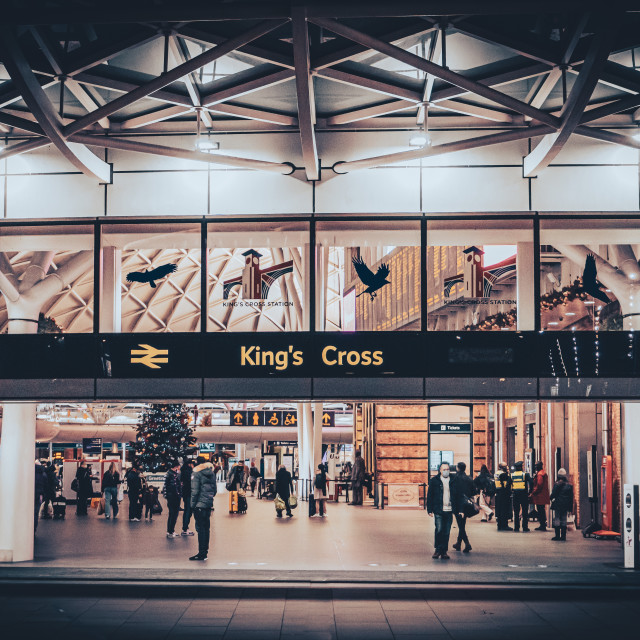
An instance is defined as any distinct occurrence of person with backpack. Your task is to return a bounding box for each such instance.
[474,464,495,522]
[164,460,183,538]
[550,468,574,542]
[189,456,217,561]
[311,463,328,518]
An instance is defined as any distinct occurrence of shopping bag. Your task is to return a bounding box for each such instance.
[117,485,124,502]
[97,497,106,515]
[274,494,285,511]
[288,494,298,510]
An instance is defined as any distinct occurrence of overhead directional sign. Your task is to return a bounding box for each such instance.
[229,410,298,427]
[320,410,335,427]
[130,344,169,369]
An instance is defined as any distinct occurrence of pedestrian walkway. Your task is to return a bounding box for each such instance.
[0,587,638,639]
[1,489,629,586]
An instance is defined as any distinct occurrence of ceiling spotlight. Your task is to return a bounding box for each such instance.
[409,135,430,147]
[197,139,219,152]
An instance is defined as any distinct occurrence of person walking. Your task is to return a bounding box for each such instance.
[473,464,495,522]
[189,456,217,561]
[451,461,475,553]
[164,460,183,538]
[180,459,195,537]
[34,461,48,530]
[511,461,532,532]
[227,460,245,491]
[427,462,461,560]
[275,464,294,518]
[351,450,366,505]
[41,462,58,520]
[101,462,120,520]
[550,468,574,541]
[312,463,328,518]
[494,461,513,531]
[75,460,93,516]
[125,465,143,522]
[530,461,550,531]
[249,462,261,496]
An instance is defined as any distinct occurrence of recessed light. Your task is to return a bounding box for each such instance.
[197,140,220,152]
[565,312,576,316]
[409,135,429,147]
[584,301,595,305]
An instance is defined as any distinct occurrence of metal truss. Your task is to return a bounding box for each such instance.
[0,5,639,178]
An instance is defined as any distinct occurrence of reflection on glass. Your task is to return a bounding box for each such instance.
[318,222,420,331]
[539,221,640,332]
[427,220,531,331]
[101,223,201,332]
[208,222,306,332]
[0,225,94,333]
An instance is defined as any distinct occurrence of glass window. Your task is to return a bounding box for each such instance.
[316,220,421,331]
[100,222,201,332]
[427,219,533,331]
[0,224,94,333]
[207,221,308,332]
[540,219,640,332]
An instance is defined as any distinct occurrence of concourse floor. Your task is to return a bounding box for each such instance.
[1,588,639,640]
[1,486,628,586]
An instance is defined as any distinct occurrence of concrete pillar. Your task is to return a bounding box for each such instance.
[623,403,640,486]
[515,403,526,462]
[236,444,246,461]
[296,402,306,488]
[516,242,535,330]
[100,246,122,332]
[0,403,37,562]
[303,404,313,479]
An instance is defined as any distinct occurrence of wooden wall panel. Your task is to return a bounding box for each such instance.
[376,418,429,431]
[376,445,429,458]
[376,431,428,445]
[377,458,428,472]
[379,471,428,485]
[376,405,429,418]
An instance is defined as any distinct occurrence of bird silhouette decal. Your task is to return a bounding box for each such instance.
[126,263,177,288]
[352,256,390,301]
[582,254,610,304]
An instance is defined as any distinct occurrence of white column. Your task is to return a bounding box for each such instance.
[0,402,37,562]
[122,442,126,468]
[100,246,121,332]
[516,242,535,330]
[623,403,640,486]
[296,402,306,491]
[312,402,324,473]
[236,444,246,461]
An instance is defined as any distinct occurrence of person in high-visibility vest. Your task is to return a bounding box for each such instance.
[494,462,513,531]
[511,461,533,532]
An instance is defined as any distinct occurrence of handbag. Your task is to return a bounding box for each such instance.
[288,494,298,509]
[274,494,285,511]
[97,497,106,515]
[71,478,79,493]
[462,495,480,518]
[117,485,124,502]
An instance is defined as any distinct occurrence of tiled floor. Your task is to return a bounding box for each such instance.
[1,588,639,640]
[8,487,623,585]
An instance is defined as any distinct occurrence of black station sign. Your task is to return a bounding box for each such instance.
[229,410,298,427]
[429,423,472,434]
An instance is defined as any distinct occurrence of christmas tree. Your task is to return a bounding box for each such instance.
[132,404,197,471]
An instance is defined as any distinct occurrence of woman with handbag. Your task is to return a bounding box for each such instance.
[451,461,476,553]
[312,464,328,518]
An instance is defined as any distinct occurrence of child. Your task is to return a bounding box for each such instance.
[144,486,159,520]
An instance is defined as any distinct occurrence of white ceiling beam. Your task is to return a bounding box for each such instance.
[120,105,194,130]
[208,103,297,126]
[324,99,416,125]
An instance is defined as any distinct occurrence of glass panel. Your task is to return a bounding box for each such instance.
[0,224,94,333]
[539,219,640,332]
[316,220,421,331]
[101,222,201,332]
[427,219,533,331]
[207,221,308,332]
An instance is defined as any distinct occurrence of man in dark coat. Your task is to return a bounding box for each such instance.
[125,465,143,521]
[180,459,195,536]
[189,456,217,561]
[275,464,294,518]
[164,460,183,537]
[34,462,48,531]
[427,462,462,559]
[41,462,58,520]
[351,450,366,505]
[550,468,574,541]
[451,461,475,553]
[75,460,93,516]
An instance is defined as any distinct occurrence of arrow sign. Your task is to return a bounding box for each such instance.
[130,344,169,369]
[232,412,246,426]
[321,411,335,427]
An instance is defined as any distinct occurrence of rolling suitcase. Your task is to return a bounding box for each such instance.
[52,496,66,519]
[309,494,316,517]
[229,490,239,514]
[238,494,248,514]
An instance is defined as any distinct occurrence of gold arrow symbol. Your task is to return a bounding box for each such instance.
[130,344,169,369]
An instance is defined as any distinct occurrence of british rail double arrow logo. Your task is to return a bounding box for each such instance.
[130,344,169,369]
